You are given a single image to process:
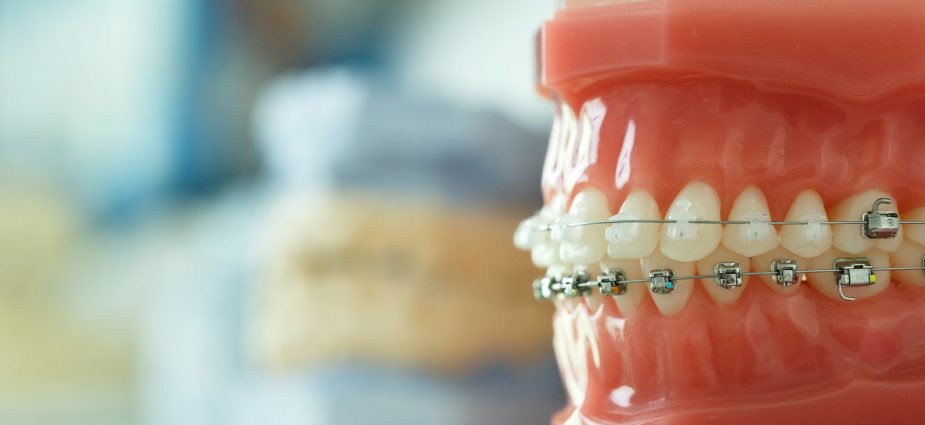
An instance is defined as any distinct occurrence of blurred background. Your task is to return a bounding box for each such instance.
[0,1,561,424]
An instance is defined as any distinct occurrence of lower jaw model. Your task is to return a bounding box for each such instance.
[516,1,925,423]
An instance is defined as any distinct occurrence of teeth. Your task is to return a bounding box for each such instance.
[660,182,722,262]
[722,186,778,257]
[531,243,561,268]
[752,247,806,296]
[696,247,750,305]
[888,239,925,287]
[600,259,645,316]
[641,251,695,316]
[514,213,546,250]
[779,190,832,258]
[582,289,604,314]
[805,248,890,301]
[558,188,610,265]
[605,191,661,259]
[530,197,567,268]
[904,207,925,246]
[831,190,903,254]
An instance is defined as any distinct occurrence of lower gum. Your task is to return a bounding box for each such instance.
[552,280,925,422]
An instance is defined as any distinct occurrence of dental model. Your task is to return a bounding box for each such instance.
[515,0,925,423]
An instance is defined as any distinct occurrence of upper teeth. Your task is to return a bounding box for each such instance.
[659,182,722,262]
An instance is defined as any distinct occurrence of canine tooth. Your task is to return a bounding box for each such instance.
[605,191,661,259]
[722,186,778,257]
[600,259,645,316]
[660,182,722,262]
[641,251,695,316]
[559,188,610,265]
[905,207,925,246]
[831,190,902,254]
[805,248,890,301]
[697,247,750,305]
[888,240,925,287]
[779,190,832,258]
[752,247,805,296]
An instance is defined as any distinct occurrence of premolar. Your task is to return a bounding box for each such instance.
[779,190,832,258]
[606,190,661,259]
[722,185,778,257]
[600,258,646,316]
[752,247,805,296]
[697,247,750,305]
[660,181,722,262]
[641,250,695,316]
[831,190,903,254]
[557,188,610,265]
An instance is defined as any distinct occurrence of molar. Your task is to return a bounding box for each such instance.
[696,247,750,305]
[752,247,805,296]
[888,239,925,288]
[831,190,903,254]
[641,251,695,316]
[902,207,925,246]
[600,258,645,316]
[659,181,722,262]
[779,190,832,258]
[605,190,661,259]
[805,248,890,301]
[722,185,778,257]
[557,188,610,265]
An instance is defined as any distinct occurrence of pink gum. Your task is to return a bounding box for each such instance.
[542,81,925,217]
[552,281,925,423]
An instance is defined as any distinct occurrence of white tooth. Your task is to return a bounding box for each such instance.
[583,290,604,314]
[779,190,832,258]
[600,259,645,316]
[889,239,925,288]
[660,182,722,262]
[559,189,610,265]
[640,251,695,316]
[831,190,901,255]
[605,191,661,259]
[551,214,583,244]
[722,186,778,257]
[697,247,750,305]
[752,247,805,296]
[806,248,889,301]
[904,207,925,246]
[531,242,560,268]
[514,213,546,250]
[530,198,567,268]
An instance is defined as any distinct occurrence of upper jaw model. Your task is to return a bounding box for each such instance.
[514,1,925,423]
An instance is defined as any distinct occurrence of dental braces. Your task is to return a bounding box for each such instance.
[519,198,920,246]
[533,256,925,302]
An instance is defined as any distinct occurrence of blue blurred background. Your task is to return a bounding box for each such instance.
[0,1,562,424]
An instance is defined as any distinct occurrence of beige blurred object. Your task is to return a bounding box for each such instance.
[251,193,553,373]
[0,182,133,421]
